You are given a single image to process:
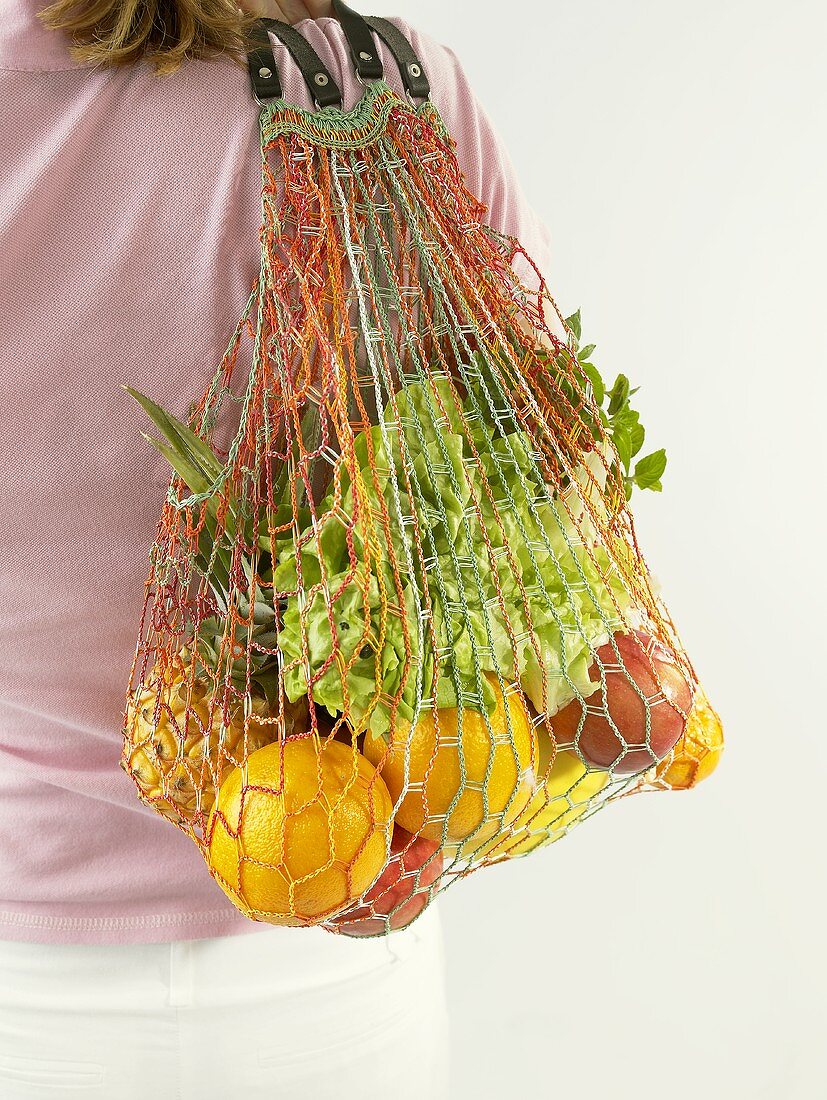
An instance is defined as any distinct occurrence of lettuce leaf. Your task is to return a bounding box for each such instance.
[276,369,635,736]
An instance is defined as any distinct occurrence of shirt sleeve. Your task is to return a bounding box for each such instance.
[393,19,556,294]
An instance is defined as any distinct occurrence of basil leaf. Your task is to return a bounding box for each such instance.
[564,310,582,343]
[580,362,605,405]
[630,421,646,457]
[613,424,634,472]
[608,374,630,415]
[633,449,667,491]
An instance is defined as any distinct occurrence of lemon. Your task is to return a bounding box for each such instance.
[471,730,609,861]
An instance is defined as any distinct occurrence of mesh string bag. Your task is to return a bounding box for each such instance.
[120,5,723,937]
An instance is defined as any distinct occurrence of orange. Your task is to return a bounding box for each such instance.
[654,686,724,790]
[363,673,536,845]
[469,730,609,862]
[206,736,393,926]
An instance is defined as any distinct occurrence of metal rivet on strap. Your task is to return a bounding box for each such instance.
[359,51,373,61]
[258,66,272,79]
[408,63,422,78]
[314,72,329,87]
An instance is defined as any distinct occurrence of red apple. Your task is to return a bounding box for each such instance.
[331,826,443,937]
[551,630,694,775]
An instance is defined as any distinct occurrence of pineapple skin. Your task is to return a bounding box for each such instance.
[121,661,275,831]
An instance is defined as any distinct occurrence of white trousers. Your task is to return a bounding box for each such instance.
[0,903,450,1099]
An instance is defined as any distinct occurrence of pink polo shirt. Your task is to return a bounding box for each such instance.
[0,1,555,944]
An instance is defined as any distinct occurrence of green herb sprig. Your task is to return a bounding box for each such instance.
[564,309,667,499]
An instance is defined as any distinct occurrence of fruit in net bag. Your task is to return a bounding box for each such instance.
[470,730,609,862]
[652,685,724,789]
[551,630,694,775]
[206,736,393,926]
[331,825,443,937]
[363,672,536,845]
[122,650,275,827]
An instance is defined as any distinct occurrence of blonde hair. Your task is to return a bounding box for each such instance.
[36,0,265,76]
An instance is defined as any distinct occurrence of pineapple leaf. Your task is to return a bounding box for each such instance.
[140,433,212,500]
[128,386,241,541]
[140,433,235,598]
[125,387,223,483]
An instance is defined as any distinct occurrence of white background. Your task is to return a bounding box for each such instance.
[389,2,827,1097]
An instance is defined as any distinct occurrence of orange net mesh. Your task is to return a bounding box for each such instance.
[121,79,720,936]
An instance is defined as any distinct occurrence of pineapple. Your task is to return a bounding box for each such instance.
[121,651,276,829]
[123,388,311,829]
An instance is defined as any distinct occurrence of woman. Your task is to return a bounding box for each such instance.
[0,1,554,1095]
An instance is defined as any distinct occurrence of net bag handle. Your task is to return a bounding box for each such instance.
[247,18,283,106]
[363,16,430,100]
[259,18,344,108]
[331,0,384,82]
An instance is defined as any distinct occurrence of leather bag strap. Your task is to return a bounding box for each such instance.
[263,19,343,108]
[331,0,384,82]
[246,18,283,105]
[363,16,430,99]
